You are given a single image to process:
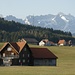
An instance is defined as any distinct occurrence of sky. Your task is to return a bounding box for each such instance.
[0,0,75,19]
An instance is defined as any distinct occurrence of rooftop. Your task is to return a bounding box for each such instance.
[30,48,58,59]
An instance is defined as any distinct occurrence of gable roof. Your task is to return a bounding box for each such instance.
[41,39,54,43]
[10,42,19,52]
[30,48,58,59]
[0,41,26,53]
[58,39,66,44]
[16,42,26,52]
[42,39,49,43]
[0,42,19,54]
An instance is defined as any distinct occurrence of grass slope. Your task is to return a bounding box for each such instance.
[0,45,75,75]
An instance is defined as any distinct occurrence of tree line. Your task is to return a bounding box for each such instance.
[0,18,74,42]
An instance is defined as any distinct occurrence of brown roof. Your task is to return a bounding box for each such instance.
[0,41,26,53]
[24,38,38,43]
[10,41,26,53]
[16,42,26,52]
[10,43,19,52]
[0,42,19,54]
[58,40,66,44]
[30,48,58,59]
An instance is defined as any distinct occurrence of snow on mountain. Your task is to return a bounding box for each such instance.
[25,13,75,33]
[60,16,69,22]
[25,18,31,25]
[57,13,69,22]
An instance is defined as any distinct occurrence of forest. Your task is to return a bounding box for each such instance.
[0,18,74,42]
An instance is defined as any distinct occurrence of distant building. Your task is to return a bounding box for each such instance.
[58,39,66,46]
[22,38,38,45]
[39,41,45,46]
[68,40,72,46]
[39,39,55,46]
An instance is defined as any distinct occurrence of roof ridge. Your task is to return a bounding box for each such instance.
[16,41,26,53]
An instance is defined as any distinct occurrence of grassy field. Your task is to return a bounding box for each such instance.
[0,45,75,75]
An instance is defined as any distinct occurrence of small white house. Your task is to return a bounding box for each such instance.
[39,41,45,46]
[39,39,51,46]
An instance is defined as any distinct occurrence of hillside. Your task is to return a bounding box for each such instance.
[0,18,74,42]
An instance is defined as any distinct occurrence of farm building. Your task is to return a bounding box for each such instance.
[39,39,51,46]
[58,39,66,46]
[22,38,38,45]
[39,40,45,46]
[39,39,55,46]
[30,48,58,66]
[0,40,57,66]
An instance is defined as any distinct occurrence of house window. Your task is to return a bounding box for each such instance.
[23,60,25,63]
[19,60,21,63]
[7,47,12,51]
[3,53,5,57]
[24,48,26,51]
[11,53,14,56]
[23,54,24,57]
[28,60,29,62]
[28,54,30,57]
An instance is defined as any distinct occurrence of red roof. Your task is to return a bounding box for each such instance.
[58,39,66,44]
[30,48,58,59]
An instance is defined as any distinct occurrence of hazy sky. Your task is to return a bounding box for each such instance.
[0,0,75,19]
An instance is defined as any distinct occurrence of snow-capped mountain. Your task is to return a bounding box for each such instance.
[25,13,75,33]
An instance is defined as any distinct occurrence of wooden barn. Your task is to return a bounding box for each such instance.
[30,48,58,66]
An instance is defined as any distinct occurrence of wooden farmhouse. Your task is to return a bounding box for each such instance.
[0,40,58,66]
[0,41,32,66]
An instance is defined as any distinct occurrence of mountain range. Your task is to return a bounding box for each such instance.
[0,12,75,34]
[25,13,75,34]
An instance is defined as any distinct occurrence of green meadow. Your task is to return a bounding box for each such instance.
[0,45,75,75]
